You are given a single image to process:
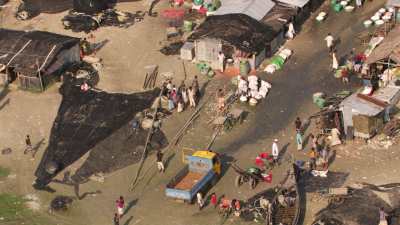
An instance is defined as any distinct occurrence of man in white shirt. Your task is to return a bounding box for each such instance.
[325,33,334,53]
[272,139,279,164]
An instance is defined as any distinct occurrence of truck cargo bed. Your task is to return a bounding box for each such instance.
[174,171,205,190]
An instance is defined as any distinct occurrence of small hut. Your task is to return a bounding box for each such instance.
[0,29,80,91]
[340,85,400,139]
[275,0,313,24]
[187,14,277,73]
[365,26,400,87]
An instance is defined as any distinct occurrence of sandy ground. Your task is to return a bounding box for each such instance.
[1,0,399,225]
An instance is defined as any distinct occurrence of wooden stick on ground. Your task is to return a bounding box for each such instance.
[129,87,164,191]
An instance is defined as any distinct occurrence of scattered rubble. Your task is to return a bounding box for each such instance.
[50,196,73,212]
[24,194,41,211]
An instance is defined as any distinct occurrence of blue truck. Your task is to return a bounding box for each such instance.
[165,150,221,202]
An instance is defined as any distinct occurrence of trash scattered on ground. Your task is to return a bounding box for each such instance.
[62,9,144,33]
[160,41,184,55]
[89,173,105,183]
[50,196,73,212]
[383,118,400,137]
[1,148,12,155]
[367,134,394,149]
[24,194,41,211]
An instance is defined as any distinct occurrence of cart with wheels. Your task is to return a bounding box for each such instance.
[231,163,271,189]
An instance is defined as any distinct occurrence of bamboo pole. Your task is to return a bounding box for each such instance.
[129,87,164,191]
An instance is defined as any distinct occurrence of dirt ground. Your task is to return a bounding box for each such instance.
[1,0,400,225]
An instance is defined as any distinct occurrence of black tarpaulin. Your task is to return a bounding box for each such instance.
[73,0,110,14]
[33,75,166,187]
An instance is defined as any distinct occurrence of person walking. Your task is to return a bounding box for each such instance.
[296,130,303,151]
[218,51,225,73]
[181,86,188,106]
[24,135,34,159]
[188,86,196,108]
[356,0,362,8]
[332,51,339,71]
[310,134,318,150]
[116,196,125,218]
[325,33,334,53]
[192,75,200,99]
[272,139,279,164]
[113,213,120,225]
[197,192,204,210]
[210,193,218,208]
[379,207,389,225]
[294,117,302,133]
[309,148,317,171]
[156,150,165,173]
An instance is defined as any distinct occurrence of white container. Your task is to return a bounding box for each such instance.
[316,15,325,21]
[364,20,372,28]
[375,20,384,26]
[180,42,195,60]
[371,15,380,21]
[345,6,354,12]
[388,7,395,13]
[319,12,327,17]
[379,8,386,14]
[340,1,347,6]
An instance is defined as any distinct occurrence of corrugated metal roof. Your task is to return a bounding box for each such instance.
[372,85,400,104]
[276,0,310,8]
[213,0,275,21]
[365,26,400,64]
[387,0,400,7]
[340,93,384,117]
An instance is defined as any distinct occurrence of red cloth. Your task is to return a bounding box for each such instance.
[211,194,217,206]
[116,199,124,208]
[198,7,207,14]
[263,172,272,183]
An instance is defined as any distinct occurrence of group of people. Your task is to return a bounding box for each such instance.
[196,192,241,216]
[325,33,367,84]
[162,76,200,112]
[293,117,330,171]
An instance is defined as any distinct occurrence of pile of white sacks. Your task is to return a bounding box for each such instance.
[237,75,272,106]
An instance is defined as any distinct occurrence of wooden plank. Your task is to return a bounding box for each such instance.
[357,93,389,108]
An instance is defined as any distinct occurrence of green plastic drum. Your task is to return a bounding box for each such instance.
[240,60,250,76]
[183,20,193,32]
[193,0,203,5]
[334,3,343,12]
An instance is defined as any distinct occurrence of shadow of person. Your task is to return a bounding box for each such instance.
[0,98,10,111]
[123,216,134,225]
[73,183,101,200]
[278,143,291,164]
[123,199,139,216]
[32,138,46,158]
[328,150,336,166]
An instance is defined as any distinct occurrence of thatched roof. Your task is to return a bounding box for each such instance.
[0,29,80,76]
[188,14,277,53]
[365,26,400,64]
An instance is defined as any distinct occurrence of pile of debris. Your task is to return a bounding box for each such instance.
[50,196,73,212]
[383,118,400,137]
[160,41,184,56]
[62,9,144,33]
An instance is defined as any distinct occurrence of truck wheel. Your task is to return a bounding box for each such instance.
[249,177,257,189]
[235,175,243,187]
